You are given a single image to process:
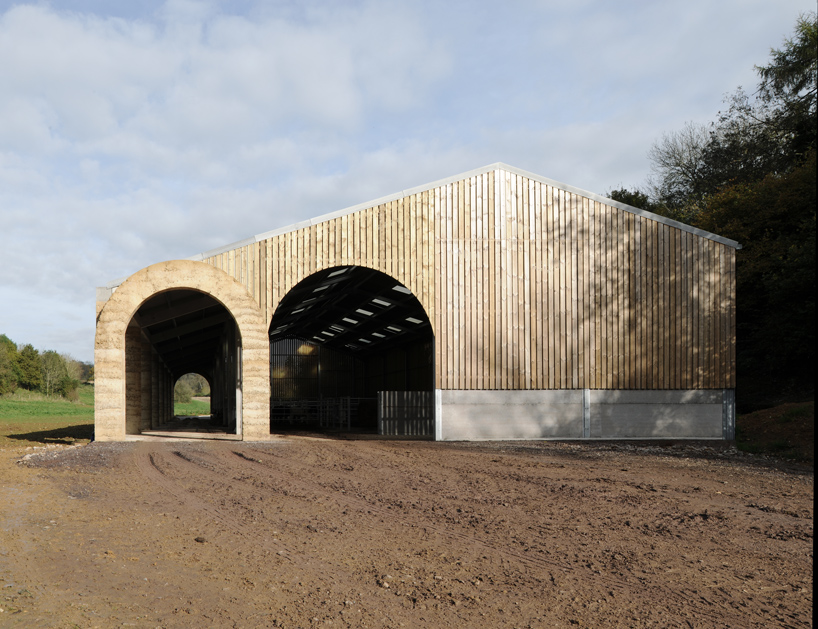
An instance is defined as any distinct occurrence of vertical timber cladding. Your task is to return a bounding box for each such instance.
[434,168,736,393]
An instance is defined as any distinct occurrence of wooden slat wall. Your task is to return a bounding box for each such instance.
[200,168,735,391]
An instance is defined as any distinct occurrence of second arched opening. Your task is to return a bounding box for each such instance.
[269,266,434,437]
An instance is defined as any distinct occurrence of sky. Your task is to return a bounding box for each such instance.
[0,0,813,364]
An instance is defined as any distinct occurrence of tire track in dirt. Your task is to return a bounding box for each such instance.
[0,463,64,621]
[134,446,297,561]
[295,441,790,627]
[208,442,757,627]
[132,442,410,620]
[138,440,788,628]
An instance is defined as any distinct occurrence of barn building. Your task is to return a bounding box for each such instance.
[94,163,739,442]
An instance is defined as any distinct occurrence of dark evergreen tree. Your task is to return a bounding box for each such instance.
[17,344,43,392]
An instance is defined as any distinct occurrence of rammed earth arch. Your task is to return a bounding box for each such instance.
[94,260,270,441]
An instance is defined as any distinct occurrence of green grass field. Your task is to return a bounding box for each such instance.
[174,399,211,416]
[0,387,213,449]
[0,385,95,448]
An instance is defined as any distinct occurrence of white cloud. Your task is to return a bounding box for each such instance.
[0,0,814,363]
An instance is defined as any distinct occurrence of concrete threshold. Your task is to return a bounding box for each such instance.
[130,431,242,441]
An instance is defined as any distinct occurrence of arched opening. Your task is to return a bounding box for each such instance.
[173,372,211,415]
[124,289,242,437]
[269,266,434,437]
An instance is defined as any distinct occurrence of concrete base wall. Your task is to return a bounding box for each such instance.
[436,389,735,441]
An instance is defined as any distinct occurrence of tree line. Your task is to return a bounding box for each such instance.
[0,334,93,400]
[608,14,816,410]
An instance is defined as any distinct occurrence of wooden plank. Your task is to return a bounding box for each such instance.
[420,192,428,333]
[545,187,554,389]
[450,183,456,389]
[464,178,473,389]
[440,184,454,389]
[656,225,670,389]
[376,204,384,275]
[574,194,582,388]
[446,185,454,389]
[471,177,478,389]
[409,194,417,294]
[509,173,518,389]
[607,205,615,389]
[644,219,651,389]
[495,170,510,389]
[488,174,497,389]
[582,198,590,389]
[567,193,576,388]
[496,173,505,388]
[348,213,354,269]
[457,179,468,389]
[520,175,529,388]
[524,176,531,388]
[713,243,720,387]
[634,219,641,389]
[386,200,393,280]
[624,214,632,389]
[307,224,313,282]
[613,210,621,388]
[556,189,565,387]
[362,207,369,269]
[664,225,671,388]
[478,176,486,389]
[433,188,441,387]
[485,174,493,389]
[682,232,693,389]
[691,235,699,388]
[476,176,484,390]
[528,180,537,387]
[316,220,325,272]
[622,212,629,388]
[632,215,639,388]
[589,201,598,389]
[639,218,650,389]
[454,181,463,390]
[642,221,649,388]
[608,207,621,389]
[472,175,481,388]
[509,174,516,388]
[599,206,606,388]
[709,240,716,388]
[670,228,681,389]
[704,240,713,388]
[729,245,736,388]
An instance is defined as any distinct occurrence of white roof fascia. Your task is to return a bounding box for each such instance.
[499,163,742,250]
[190,162,741,259]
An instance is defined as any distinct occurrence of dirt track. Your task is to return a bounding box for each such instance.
[0,437,813,628]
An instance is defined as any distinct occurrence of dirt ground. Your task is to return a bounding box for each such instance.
[0,436,812,628]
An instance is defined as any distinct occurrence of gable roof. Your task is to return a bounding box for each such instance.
[188,162,741,262]
[104,162,740,290]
